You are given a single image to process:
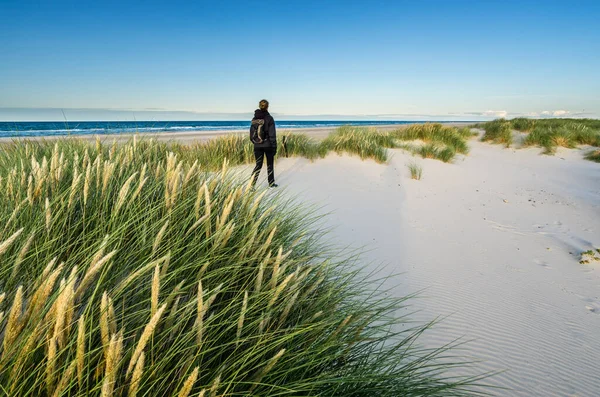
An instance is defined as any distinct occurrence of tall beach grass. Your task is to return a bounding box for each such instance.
[0,138,488,396]
[475,118,600,158]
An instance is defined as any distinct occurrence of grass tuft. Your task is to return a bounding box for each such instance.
[585,149,600,162]
[407,162,423,180]
[480,119,513,147]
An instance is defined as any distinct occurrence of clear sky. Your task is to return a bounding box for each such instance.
[1,0,599,121]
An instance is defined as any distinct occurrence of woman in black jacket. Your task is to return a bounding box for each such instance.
[250,99,278,188]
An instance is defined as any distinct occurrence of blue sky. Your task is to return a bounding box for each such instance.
[1,0,599,121]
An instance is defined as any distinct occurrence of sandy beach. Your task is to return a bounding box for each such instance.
[245,138,600,396]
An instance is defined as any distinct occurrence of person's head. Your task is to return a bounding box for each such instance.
[259,99,269,111]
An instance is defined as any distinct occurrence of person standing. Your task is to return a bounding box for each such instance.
[250,99,278,188]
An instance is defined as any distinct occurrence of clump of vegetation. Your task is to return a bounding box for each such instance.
[580,249,600,264]
[279,133,327,160]
[475,118,600,159]
[480,119,513,147]
[392,123,470,155]
[0,138,486,396]
[321,126,393,163]
[585,149,600,162]
[510,118,536,132]
[383,123,472,163]
[407,162,423,180]
[523,124,600,154]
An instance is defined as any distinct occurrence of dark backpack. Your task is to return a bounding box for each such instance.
[250,119,267,144]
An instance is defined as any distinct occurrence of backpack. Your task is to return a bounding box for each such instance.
[250,119,267,144]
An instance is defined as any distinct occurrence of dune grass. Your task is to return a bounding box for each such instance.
[479,119,513,148]
[475,118,600,158]
[321,126,393,163]
[523,124,600,154]
[407,162,423,180]
[585,149,600,162]
[0,138,488,396]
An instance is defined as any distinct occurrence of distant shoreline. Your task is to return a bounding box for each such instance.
[0,122,471,144]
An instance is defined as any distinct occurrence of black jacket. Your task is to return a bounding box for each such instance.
[250,109,277,148]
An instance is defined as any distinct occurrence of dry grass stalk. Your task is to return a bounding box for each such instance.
[11,230,36,282]
[75,250,117,299]
[268,273,295,309]
[196,280,204,346]
[95,154,102,189]
[259,312,269,334]
[217,222,235,249]
[177,366,199,397]
[204,184,212,238]
[4,200,26,232]
[46,336,58,393]
[151,263,160,317]
[45,197,52,231]
[217,192,235,230]
[90,235,109,268]
[301,275,325,302]
[53,267,77,349]
[331,315,353,339]
[250,349,286,392]
[26,260,63,321]
[115,172,138,213]
[152,220,169,255]
[279,290,300,326]
[204,284,222,316]
[194,183,206,219]
[188,259,205,278]
[67,173,82,209]
[255,253,269,294]
[126,304,166,376]
[167,161,183,210]
[4,285,24,350]
[27,175,33,204]
[128,351,145,397]
[183,160,198,187]
[159,251,171,279]
[209,373,221,397]
[270,247,283,290]
[100,292,110,351]
[186,214,208,236]
[113,255,168,296]
[236,291,249,344]
[102,161,115,195]
[108,296,117,335]
[0,228,24,257]
[77,314,86,388]
[102,331,124,397]
[83,162,91,205]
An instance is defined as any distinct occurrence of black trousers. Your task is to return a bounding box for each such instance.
[251,147,275,186]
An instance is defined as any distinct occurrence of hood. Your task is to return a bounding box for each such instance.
[254,109,270,119]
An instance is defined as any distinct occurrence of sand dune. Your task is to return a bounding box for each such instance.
[253,141,600,396]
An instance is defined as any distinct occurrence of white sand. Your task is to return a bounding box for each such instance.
[251,141,600,396]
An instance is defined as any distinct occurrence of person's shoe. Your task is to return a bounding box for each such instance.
[269,184,279,189]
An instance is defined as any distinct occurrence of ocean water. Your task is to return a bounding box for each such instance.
[0,120,448,138]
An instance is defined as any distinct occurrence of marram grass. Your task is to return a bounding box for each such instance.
[0,138,488,396]
[474,118,600,158]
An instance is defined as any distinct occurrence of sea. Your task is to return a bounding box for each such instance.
[0,120,453,138]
